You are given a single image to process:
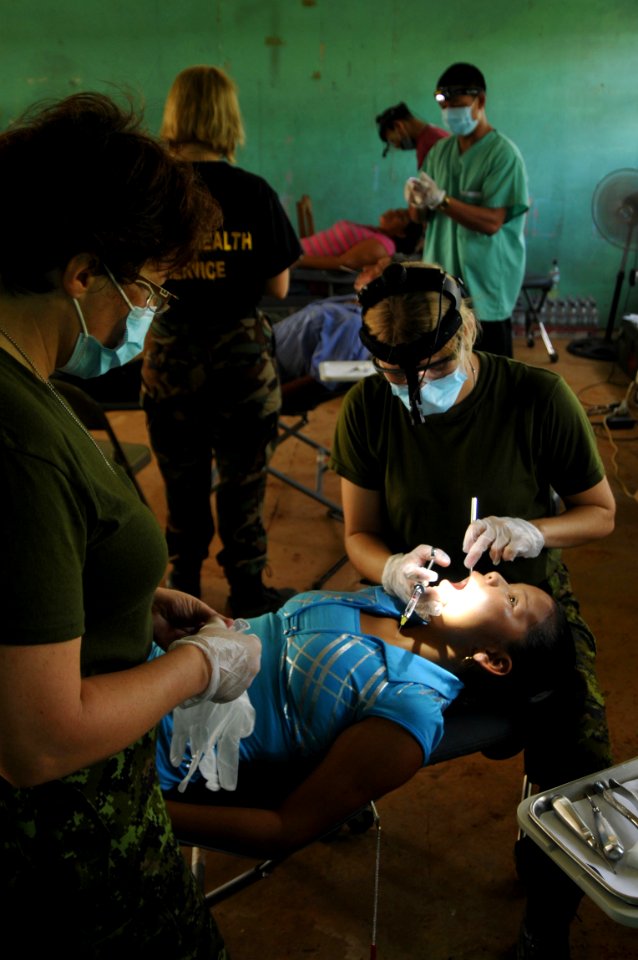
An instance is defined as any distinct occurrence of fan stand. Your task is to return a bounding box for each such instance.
[568,222,635,361]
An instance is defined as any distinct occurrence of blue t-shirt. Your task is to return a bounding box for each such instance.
[155,588,463,791]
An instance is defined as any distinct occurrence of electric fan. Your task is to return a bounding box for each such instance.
[567,168,638,361]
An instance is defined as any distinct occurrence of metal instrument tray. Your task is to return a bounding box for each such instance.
[527,758,638,905]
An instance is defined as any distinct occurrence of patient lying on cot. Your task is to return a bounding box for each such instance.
[296,208,423,271]
[273,295,367,398]
[271,261,400,397]
[155,568,577,857]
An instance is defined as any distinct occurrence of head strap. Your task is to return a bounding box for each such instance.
[358,263,464,366]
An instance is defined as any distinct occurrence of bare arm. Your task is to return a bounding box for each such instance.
[0,638,213,787]
[532,477,616,548]
[167,717,424,858]
[263,267,290,299]
[436,197,507,235]
[296,237,390,272]
[340,477,393,583]
[0,588,233,787]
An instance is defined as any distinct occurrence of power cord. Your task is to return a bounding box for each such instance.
[589,369,638,501]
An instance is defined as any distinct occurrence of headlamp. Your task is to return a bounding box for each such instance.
[357,263,466,425]
[434,85,482,104]
[358,263,464,363]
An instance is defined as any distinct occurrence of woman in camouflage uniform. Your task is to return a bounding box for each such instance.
[0,92,261,957]
[143,66,302,616]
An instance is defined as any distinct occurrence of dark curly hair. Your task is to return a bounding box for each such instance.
[0,92,220,294]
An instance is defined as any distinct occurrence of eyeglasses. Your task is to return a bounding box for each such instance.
[134,275,178,315]
[372,352,458,385]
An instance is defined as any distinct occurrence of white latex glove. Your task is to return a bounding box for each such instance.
[170,692,256,794]
[463,516,545,569]
[199,694,256,792]
[404,171,446,210]
[382,545,451,618]
[169,617,261,705]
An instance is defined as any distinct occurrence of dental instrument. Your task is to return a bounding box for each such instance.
[466,496,479,570]
[399,554,436,630]
[585,791,624,864]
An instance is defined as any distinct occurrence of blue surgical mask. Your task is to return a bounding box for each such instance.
[58,269,155,379]
[442,105,479,137]
[390,366,468,418]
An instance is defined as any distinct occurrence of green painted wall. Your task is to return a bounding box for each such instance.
[2,0,637,322]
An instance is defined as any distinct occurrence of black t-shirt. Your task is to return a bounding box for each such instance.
[167,161,301,329]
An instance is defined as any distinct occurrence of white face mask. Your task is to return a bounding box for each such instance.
[390,365,468,417]
[442,105,479,137]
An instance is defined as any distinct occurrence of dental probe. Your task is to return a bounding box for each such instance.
[466,496,479,570]
[399,555,436,630]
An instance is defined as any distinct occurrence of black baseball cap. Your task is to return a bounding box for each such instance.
[434,63,486,103]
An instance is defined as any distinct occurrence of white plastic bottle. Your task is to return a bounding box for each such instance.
[548,259,560,300]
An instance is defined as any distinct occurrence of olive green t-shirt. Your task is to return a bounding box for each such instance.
[331,352,605,586]
[0,350,167,673]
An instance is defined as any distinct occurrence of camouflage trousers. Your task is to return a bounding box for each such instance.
[524,560,612,788]
[142,313,281,583]
[0,729,226,958]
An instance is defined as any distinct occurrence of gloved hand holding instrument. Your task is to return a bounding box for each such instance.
[463,516,545,569]
[382,544,450,626]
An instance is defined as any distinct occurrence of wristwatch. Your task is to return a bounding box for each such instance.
[439,194,451,210]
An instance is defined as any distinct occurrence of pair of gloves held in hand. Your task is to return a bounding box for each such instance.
[169,618,261,793]
[382,516,545,621]
[404,170,447,210]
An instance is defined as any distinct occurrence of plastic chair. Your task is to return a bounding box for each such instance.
[52,377,152,505]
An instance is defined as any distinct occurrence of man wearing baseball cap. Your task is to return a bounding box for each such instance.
[405,62,529,358]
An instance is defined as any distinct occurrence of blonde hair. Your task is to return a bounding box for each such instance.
[160,65,245,162]
[363,261,477,361]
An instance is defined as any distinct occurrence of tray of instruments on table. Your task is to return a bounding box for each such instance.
[528,758,638,904]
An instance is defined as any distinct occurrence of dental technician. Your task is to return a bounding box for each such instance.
[405,62,528,358]
[0,92,261,957]
[330,260,616,960]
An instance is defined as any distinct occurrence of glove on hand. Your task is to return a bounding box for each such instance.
[382,545,450,617]
[170,692,256,794]
[199,694,256,792]
[463,516,545,569]
[404,171,446,210]
[169,618,261,705]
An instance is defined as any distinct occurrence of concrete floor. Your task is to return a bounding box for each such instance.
[113,333,638,959]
